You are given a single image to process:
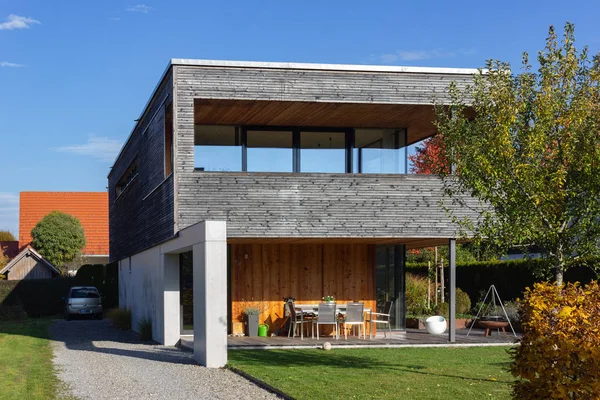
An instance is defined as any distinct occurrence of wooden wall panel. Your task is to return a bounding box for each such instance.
[230,243,376,335]
[7,257,53,280]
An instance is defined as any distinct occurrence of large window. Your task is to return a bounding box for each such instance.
[247,129,293,172]
[300,131,346,173]
[193,125,408,174]
[194,125,241,171]
[353,129,407,174]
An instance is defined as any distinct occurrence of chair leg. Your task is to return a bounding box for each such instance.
[388,323,392,339]
[317,323,319,340]
[344,323,347,340]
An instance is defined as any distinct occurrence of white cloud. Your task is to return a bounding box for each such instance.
[126,4,154,13]
[0,61,24,67]
[54,136,122,162]
[380,48,476,63]
[0,192,19,236]
[0,14,40,31]
[110,17,121,22]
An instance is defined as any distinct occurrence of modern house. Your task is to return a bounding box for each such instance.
[109,59,480,367]
[19,192,110,266]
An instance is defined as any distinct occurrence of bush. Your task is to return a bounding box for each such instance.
[0,231,16,241]
[405,274,431,316]
[138,317,153,341]
[435,302,449,318]
[456,288,471,315]
[0,278,73,318]
[108,308,131,330]
[0,304,27,320]
[511,282,600,399]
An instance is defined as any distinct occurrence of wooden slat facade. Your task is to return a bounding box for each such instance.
[6,256,54,280]
[230,243,376,335]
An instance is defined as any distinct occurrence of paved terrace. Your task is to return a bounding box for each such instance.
[180,328,519,351]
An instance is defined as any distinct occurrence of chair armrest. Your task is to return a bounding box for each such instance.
[369,312,390,317]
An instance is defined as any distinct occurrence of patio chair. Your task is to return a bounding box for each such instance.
[313,303,339,340]
[285,301,312,340]
[365,301,393,339]
[341,302,366,340]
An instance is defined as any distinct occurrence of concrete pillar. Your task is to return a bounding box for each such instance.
[163,254,180,346]
[193,221,227,368]
[448,238,456,343]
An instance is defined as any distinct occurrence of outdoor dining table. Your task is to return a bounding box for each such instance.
[293,303,374,339]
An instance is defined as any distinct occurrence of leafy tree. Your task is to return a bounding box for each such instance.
[31,211,86,272]
[435,23,600,284]
[408,135,450,175]
[0,231,16,241]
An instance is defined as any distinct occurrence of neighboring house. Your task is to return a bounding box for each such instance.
[19,192,109,266]
[0,247,60,280]
[109,59,480,367]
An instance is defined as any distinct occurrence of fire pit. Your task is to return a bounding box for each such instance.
[479,319,509,337]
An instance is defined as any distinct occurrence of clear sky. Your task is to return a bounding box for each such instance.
[1,0,599,235]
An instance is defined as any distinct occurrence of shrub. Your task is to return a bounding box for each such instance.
[456,288,471,315]
[31,211,86,272]
[510,282,600,399]
[435,302,449,318]
[108,308,131,330]
[138,316,153,341]
[0,278,73,318]
[0,304,27,320]
[405,274,431,316]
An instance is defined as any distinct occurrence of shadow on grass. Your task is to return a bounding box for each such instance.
[230,349,514,385]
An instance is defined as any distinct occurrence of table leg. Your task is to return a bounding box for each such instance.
[369,311,373,339]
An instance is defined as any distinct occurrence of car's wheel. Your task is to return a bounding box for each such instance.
[95,313,103,320]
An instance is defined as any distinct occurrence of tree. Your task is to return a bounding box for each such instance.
[435,23,600,284]
[408,134,450,175]
[0,231,16,241]
[31,211,86,272]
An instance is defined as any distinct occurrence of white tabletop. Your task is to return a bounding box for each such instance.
[294,304,372,313]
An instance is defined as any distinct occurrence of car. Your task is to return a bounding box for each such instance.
[64,286,103,320]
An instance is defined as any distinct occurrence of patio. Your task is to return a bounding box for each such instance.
[180,328,519,351]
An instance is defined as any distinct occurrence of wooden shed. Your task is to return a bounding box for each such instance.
[0,247,59,280]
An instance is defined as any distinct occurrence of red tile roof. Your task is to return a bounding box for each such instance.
[19,192,108,256]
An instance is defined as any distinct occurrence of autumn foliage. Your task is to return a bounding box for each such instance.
[408,134,450,175]
[511,281,600,399]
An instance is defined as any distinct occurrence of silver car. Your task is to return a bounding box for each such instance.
[64,286,103,320]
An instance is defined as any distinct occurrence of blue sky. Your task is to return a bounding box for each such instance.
[1,0,599,235]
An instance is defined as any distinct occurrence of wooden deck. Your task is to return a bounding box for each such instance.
[179,328,519,351]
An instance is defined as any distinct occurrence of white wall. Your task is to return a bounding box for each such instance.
[118,246,165,343]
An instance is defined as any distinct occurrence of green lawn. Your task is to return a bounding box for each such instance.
[228,346,515,400]
[0,318,62,400]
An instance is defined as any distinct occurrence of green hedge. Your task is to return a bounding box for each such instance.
[0,278,74,317]
[0,262,118,319]
[407,258,598,302]
[74,262,118,309]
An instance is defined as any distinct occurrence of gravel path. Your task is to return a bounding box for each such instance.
[49,319,279,400]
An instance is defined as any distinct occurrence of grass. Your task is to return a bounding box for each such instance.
[0,318,62,400]
[228,346,515,400]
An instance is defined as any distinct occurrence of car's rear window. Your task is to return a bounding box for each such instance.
[70,289,99,299]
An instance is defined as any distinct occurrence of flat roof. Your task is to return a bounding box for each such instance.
[170,58,480,75]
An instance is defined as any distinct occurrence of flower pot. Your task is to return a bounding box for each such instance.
[246,314,259,337]
[424,315,447,335]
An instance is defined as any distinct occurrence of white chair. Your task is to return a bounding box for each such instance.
[342,302,366,340]
[366,301,393,339]
[313,303,339,340]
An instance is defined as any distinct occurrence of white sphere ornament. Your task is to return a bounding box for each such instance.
[322,342,332,351]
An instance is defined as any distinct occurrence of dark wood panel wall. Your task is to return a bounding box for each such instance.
[108,71,175,262]
[230,243,375,334]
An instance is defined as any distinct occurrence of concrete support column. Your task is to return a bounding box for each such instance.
[163,254,180,346]
[193,221,227,368]
[448,238,456,343]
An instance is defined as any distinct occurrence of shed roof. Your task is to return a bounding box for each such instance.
[0,247,60,275]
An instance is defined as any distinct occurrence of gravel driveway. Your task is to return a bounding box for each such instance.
[49,319,279,400]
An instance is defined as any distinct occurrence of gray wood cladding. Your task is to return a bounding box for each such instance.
[7,256,53,280]
[177,172,479,239]
[108,71,175,262]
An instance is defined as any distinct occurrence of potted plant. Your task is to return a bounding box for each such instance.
[243,305,261,337]
[322,295,335,303]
